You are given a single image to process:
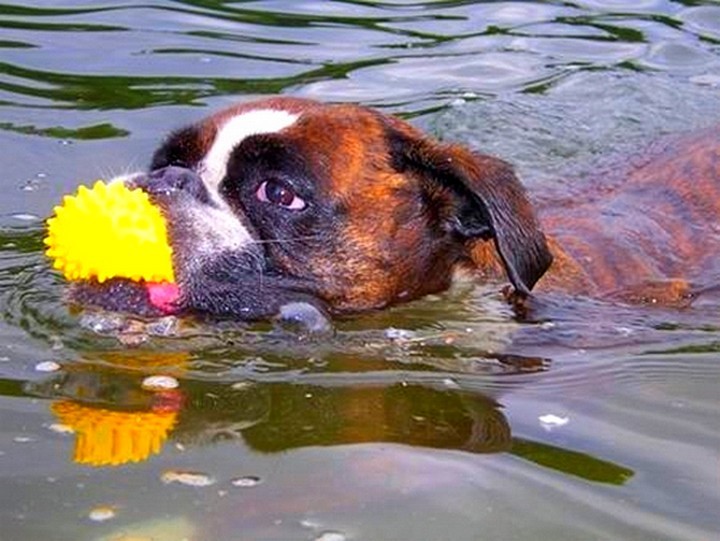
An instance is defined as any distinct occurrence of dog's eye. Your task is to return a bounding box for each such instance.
[256,179,306,210]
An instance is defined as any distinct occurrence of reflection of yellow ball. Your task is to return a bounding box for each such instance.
[44,181,175,283]
[51,400,177,466]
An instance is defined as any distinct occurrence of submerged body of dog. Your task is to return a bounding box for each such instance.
[71,97,720,320]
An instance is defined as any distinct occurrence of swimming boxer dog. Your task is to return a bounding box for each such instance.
[71,97,720,322]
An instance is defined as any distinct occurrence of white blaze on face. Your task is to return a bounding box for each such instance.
[113,107,302,269]
[200,108,300,198]
[179,108,299,262]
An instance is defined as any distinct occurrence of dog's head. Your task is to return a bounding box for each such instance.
[73,97,552,321]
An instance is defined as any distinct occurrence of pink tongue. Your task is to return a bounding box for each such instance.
[146,282,180,313]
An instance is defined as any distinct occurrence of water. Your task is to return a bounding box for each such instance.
[1,1,720,540]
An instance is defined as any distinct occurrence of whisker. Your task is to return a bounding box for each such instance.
[249,235,324,245]
[98,158,143,184]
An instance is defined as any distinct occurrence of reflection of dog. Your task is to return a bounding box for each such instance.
[74,97,719,319]
[34,358,633,484]
[32,358,512,465]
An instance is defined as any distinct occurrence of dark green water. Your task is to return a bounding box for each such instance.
[1,2,720,540]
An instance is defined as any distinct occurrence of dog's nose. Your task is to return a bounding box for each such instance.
[137,166,210,203]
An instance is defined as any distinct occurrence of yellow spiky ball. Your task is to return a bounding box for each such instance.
[44,181,175,284]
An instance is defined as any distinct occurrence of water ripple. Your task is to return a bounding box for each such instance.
[0,0,716,116]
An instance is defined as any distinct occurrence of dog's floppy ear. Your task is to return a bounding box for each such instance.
[387,128,553,295]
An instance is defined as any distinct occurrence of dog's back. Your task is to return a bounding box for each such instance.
[468,126,720,305]
[536,126,720,303]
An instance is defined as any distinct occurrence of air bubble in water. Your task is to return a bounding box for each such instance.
[231,475,262,488]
